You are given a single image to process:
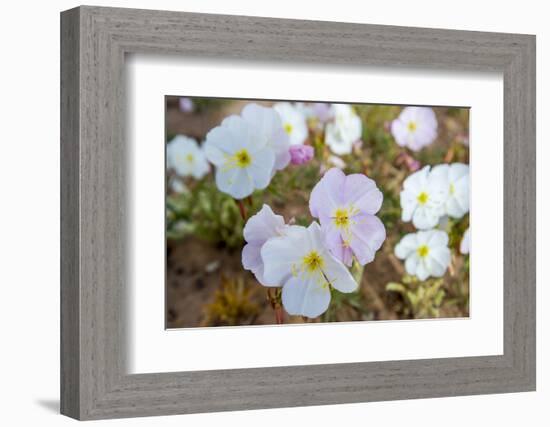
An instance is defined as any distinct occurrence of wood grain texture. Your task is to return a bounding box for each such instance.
[60,6,536,420]
[60,7,80,419]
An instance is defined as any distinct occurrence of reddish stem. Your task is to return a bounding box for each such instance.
[267,288,284,324]
[274,307,284,324]
[236,199,247,221]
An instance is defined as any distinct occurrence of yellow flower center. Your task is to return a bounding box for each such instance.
[284,123,293,135]
[407,121,417,132]
[234,149,252,168]
[417,191,429,205]
[302,251,324,273]
[417,245,430,258]
[333,208,350,228]
[185,153,194,163]
[449,183,455,195]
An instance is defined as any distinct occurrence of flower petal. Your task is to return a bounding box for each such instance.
[248,149,275,189]
[415,259,430,281]
[309,167,345,218]
[404,253,420,276]
[243,204,285,244]
[395,233,418,259]
[281,274,331,318]
[412,206,441,229]
[261,226,308,285]
[215,167,253,200]
[343,174,383,214]
[242,103,290,171]
[428,247,451,277]
[349,214,386,265]
[426,229,449,248]
[322,254,357,293]
[460,228,470,255]
[322,222,354,266]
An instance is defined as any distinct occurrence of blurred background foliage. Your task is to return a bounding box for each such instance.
[165,97,470,328]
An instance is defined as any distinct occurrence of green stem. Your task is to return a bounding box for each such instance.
[350,258,365,285]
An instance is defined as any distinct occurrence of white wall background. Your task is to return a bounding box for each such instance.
[0,0,546,425]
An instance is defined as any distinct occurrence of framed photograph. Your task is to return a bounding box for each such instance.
[61,6,536,420]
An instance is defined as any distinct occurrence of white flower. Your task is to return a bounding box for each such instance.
[274,102,308,146]
[430,163,470,219]
[460,227,470,255]
[261,222,357,318]
[325,104,362,155]
[400,165,447,230]
[394,229,451,280]
[167,135,209,179]
[242,205,293,286]
[241,103,291,172]
[391,106,438,151]
[204,115,275,199]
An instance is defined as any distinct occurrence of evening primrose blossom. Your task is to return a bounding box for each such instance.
[310,168,386,266]
[391,106,438,151]
[400,165,447,230]
[274,102,308,146]
[261,222,357,318]
[203,115,275,199]
[430,163,470,219]
[325,104,362,155]
[242,205,295,286]
[394,229,451,280]
[167,135,209,179]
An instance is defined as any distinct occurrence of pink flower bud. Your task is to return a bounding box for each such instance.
[289,145,314,165]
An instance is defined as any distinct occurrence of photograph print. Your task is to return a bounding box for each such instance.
[165,97,470,328]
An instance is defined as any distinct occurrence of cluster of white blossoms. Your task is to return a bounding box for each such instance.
[400,163,469,230]
[242,168,385,318]
[395,163,470,280]
[169,102,365,198]
[275,101,362,155]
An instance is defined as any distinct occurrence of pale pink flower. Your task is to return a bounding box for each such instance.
[309,168,386,266]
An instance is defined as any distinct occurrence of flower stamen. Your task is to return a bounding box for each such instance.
[223,149,253,171]
[302,251,324,273]
[333,208,350,228]
[417,191,429,205]
[284,123,293,135]
[417,244,430,258]
[234,149,252,168]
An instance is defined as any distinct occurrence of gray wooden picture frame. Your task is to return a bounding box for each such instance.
[60,5,536,421]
